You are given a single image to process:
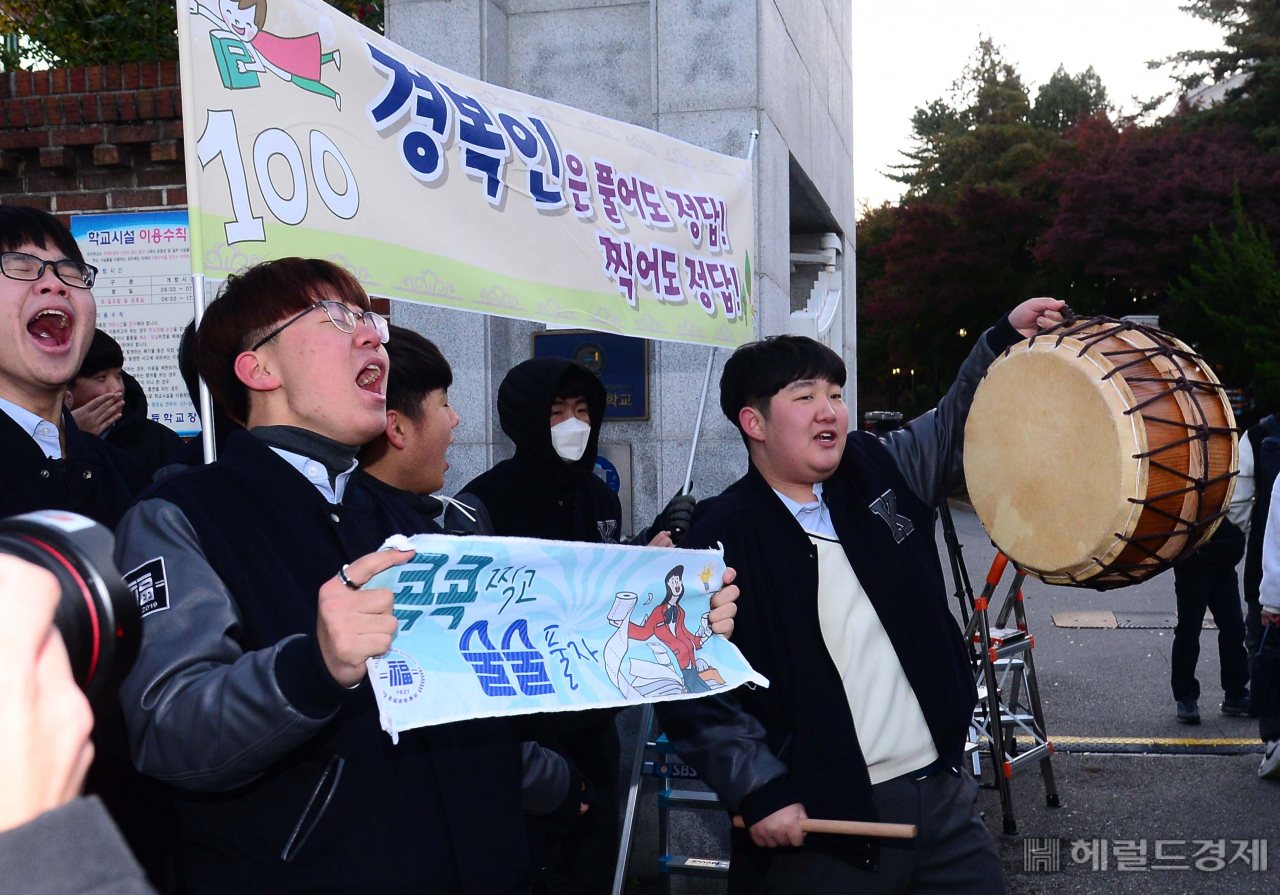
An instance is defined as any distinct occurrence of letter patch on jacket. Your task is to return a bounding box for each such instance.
[597,519,618,543]
[124,557,170,618]
[869,489,914,544]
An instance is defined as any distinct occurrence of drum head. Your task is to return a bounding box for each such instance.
[964,339,1148,582]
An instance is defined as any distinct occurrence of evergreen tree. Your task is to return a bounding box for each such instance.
[891,38,1108,205]
[1167,188,1280,408]
[1162,0,1280,148]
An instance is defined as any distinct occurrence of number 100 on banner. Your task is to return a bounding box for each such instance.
[178,0,755,348]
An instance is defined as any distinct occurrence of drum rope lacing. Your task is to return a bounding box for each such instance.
[1012,315,1239,589]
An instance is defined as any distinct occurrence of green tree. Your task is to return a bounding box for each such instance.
[1167,188,1280,408]
[0,0,385,70]
[1161,0,1280,148]
[1030,64,1109,131]
[891,38,1108,205]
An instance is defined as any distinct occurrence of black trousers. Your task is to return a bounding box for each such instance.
[543,710,621,895]
[1171,565,1250,702]
[1245,595,1264,656]
[727,769,1004,895]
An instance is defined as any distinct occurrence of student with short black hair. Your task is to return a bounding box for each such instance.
[357,325,459,521]
[660,299,1065,894]
[67,329,183,477]
[357,327,597,886]
[0,206,147,526]
[115,258,536,894]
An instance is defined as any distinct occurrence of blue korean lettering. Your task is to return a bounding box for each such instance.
[496,112,565,209]
[438,83,509,204]
[497,112,538,159]
[568,639,600,663]
[500,619,555,696]
[393,607,424,631]
[460,620,517,696]
[401,128,444,182]
[439,555,493,605]
[429,554,493,630]
[393,554,449,606]
[366,43,451,182]
[529,117,560,179]
[543,624,577,690]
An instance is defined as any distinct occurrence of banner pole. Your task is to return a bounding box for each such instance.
[679,129,758,496]
[192,273,217,464]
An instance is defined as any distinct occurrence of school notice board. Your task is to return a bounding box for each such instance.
[72,210,199,437]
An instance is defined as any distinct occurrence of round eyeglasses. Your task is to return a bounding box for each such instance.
[0,251,98,289]
[251,300,390,351]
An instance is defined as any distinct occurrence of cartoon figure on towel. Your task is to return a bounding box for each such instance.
[603,565,724,699]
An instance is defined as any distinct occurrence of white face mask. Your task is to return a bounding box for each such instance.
[550,416,592,462]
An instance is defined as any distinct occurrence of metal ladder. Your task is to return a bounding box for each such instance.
[964,552,1060,833]
[612,705,730,895]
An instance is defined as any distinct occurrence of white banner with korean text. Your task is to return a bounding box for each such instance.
[178,0,755,347]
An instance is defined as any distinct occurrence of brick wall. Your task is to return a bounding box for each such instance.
[0,61,185,223]
[0,60,392,314]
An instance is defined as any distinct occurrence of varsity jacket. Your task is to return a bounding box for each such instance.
[115,430,531,894]
[657,317,1023,873]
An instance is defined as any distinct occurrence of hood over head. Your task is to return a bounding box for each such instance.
[497,357,606,484]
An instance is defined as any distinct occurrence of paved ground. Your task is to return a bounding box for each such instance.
[943,504,1280,894]
[620,504,1280,894]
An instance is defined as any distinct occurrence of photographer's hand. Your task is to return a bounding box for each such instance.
[0,556,95,833]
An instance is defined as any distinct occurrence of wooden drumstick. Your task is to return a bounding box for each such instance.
[731,815,917,839]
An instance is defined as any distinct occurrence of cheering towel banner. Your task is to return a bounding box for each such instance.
[177,0,755,348]
[363,535,768,740]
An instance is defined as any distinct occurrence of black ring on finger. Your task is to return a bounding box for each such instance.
[338,564,362,591]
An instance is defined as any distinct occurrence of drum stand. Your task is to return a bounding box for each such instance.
[961,549,1060,833]
[939,502,1059,833]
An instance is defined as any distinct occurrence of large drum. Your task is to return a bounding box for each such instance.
[964,316,1237,589]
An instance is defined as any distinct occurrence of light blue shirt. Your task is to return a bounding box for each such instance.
[267,447,357,505]
[773,481,837,540]
[0,395,61,459]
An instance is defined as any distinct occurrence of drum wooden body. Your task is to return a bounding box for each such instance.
[964,317,1237,589]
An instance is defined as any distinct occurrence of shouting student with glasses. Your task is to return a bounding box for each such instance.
[113,257,644,894]
[0,206,147,526]
[0,208,172,887]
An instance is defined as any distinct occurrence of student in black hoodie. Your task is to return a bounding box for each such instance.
[445,357,715,894]
[659,299,1064,894]
[66,329,183,478]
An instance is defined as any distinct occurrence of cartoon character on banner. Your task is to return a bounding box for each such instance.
[603,563,724,700]
[190,0,343,108]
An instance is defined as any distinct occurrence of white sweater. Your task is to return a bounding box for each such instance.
[810,532,939,785]
[1261,474,1280,615]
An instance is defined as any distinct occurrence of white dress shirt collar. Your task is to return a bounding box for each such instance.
[0,394,61,459]
[267,446,357,505]
[772,481,837,539]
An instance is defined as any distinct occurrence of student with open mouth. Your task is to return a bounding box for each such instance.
[0,206,147,527]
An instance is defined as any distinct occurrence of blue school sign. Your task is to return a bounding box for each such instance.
[532,330,649,421]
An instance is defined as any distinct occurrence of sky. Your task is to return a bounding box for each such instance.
[852,0,1228,214]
